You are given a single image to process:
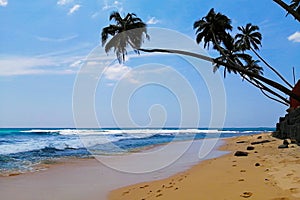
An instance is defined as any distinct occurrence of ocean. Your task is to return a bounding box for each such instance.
[0,128,274,175]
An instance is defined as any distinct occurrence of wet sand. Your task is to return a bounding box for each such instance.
[0,138,226,200]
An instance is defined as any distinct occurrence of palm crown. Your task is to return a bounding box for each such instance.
[101,11,149,63]
[193,8,232,49]
[235,23,262,51]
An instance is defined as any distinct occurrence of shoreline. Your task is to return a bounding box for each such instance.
[109,133,300,200]
[0,136,228,200]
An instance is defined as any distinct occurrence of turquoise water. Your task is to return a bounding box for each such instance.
[0,127,274,174]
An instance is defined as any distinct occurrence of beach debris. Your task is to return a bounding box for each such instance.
[236,141,247,144]
[257,136,262,139]
[234,151,249,157]
[251,140,271,145]
[240,191,253,198]
[255,163,261,167]
[247,146,255,150]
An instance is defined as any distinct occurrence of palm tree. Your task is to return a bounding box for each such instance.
[101,11,149,63]
[101,10,300,103]
[213,33,261,78]
[235,23,292,88]
[193,8,232,49]
[193,8,297,103]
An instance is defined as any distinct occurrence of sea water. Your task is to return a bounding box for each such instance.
[0,128,274,175]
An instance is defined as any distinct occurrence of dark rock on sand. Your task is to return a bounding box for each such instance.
[290,139,297,144]
[234,151,249,157]
[278,144,289,149]
[283,139,290,146]
[246,146,255,151]
[251,140,271,145]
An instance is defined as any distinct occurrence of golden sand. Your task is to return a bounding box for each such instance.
[109,133,300,200]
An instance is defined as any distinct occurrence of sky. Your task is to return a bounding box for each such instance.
[0,0,299,128]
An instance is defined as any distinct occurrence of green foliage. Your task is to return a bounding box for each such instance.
[101,12,149,63]
[193,9,263,77]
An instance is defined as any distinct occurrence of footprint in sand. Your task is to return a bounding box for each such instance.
[156,194,163,197]
[165,185,174,189]
[240,191,253,198]
[122,191,130,196]
[290,188,299,193]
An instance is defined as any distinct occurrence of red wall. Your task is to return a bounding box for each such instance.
[290,80,300,109]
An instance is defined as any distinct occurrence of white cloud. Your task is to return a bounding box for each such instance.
[70,60,84,68]
[68,4,81,15]
[0,0,8,7]
[57,0,73,6]
[36,35,78,42]
[147,17,160,25]
[104,64,131,81]
[288,31,300,42]
[91,12,100,19]
[0,54,84,76]
[102,0,123,11]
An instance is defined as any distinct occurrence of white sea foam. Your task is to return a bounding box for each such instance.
[2,128,261,155]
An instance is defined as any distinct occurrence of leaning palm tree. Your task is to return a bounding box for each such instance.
[101,10,300,103]
[193,10,292,105]
[101,11,149,63]
[235,23,292,88]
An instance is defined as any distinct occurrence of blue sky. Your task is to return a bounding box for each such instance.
[0,0,299,128]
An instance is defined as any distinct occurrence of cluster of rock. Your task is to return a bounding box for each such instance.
[273,107,300,142]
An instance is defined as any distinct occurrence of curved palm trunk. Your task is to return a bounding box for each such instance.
[138,47,300,103]
[138,48,213,62]
[273,0,300,22]
[244,76,289,106]
[250,47,293,88]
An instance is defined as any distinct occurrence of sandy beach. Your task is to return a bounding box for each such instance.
[1,133,299,200]
[109,133,300,200]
